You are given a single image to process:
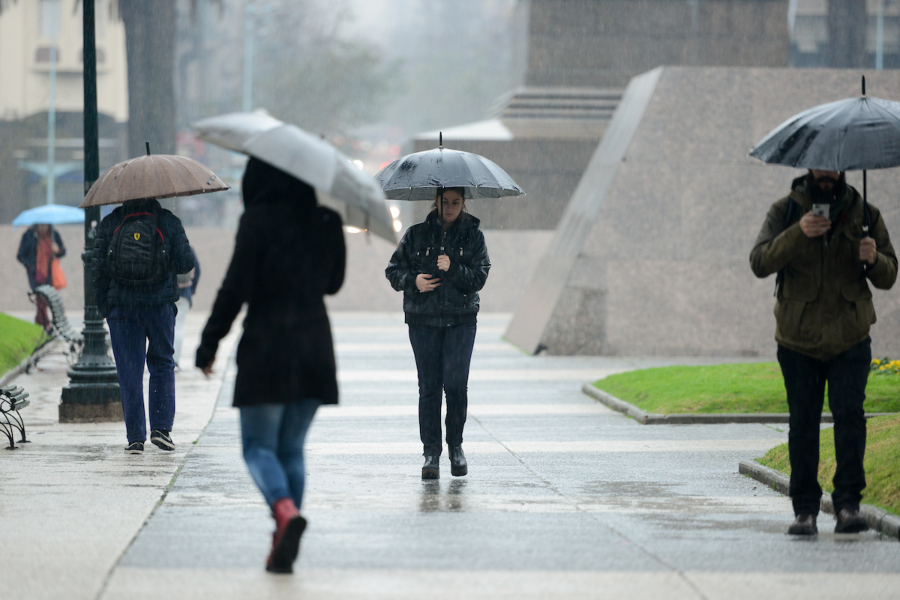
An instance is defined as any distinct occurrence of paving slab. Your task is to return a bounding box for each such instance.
[1,311,241,600]
[5,312,900,600]
[105,314,900,598]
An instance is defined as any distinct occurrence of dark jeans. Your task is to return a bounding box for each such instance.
[777,338,870,517]
[409,324,477,457]
[240,401,320,508]
[107,304,177,444]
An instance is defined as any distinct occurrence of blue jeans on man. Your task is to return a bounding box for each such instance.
[106,304,177,444]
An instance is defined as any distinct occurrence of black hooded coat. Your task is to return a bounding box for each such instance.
[196,158,346,406]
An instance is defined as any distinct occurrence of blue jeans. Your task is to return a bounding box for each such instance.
[240,401,321,509]
[107,304,177,444]
[408,324,477,456]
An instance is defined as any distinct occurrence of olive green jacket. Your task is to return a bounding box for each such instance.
[750,177,897,360]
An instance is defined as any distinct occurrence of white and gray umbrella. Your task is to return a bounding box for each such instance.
[191,112,395,243]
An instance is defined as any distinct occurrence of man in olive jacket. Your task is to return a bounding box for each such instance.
[750,170,897,536]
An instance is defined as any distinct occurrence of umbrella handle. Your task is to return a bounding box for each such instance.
[439,189,445,253]
[861,224,870,274]
[862,169,870,273]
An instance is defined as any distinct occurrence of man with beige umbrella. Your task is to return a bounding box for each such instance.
[83,144,228,454]
[93,197,194,453]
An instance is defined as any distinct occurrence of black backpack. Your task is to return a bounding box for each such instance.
[108,210,169,287]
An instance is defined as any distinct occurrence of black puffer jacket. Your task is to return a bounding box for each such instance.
[92,199,194,317]
[386,211,490,327]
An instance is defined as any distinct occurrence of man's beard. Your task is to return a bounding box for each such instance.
[809,173,847,204]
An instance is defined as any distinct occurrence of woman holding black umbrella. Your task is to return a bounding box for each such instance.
[385,187,491,479]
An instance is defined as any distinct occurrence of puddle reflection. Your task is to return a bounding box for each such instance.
[419,478,468,513]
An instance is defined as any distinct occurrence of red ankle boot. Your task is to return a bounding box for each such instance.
[265,498,307,574]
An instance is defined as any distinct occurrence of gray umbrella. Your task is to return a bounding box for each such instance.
[375,135,524,202]
[750,77,900,237]
[375,134,524,248]
[749,97,900,171]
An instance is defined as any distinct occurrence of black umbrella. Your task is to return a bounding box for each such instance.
[375,133,524,249]
[750,76,900,238]
[376,134,524,202]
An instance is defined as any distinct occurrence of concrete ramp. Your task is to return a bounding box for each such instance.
[505,66,900,358]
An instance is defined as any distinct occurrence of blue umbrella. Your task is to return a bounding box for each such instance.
[12,204,85,228]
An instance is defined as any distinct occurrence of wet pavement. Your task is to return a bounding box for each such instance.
[4,313,900,600]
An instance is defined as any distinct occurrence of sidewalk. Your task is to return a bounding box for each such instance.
[1,311,241,600]
[4,313,900,600]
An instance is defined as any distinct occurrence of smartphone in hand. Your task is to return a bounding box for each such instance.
[812,204,829,218]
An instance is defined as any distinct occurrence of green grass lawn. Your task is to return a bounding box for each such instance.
[593,362,900,414]
[758,415,900,516]
[0,313,45,377]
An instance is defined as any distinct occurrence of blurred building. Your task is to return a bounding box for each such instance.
[791,0,900,68]
[412,0,790,230]
[0,0,128,222]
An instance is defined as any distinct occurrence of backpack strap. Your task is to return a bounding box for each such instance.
[774,198,800,297]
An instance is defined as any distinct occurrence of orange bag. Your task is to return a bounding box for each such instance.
[51,258,66,289]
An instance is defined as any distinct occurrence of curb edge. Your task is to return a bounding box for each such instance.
[581,383,650,424]
[581,383,896,425]
[0,353,34,389]
[738,459,900,541]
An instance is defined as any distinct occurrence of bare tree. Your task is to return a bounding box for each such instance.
[828,0,868,68]
[119,0,177,156]
[253,0,398,136]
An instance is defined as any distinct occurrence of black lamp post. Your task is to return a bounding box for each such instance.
[59,0,121,422]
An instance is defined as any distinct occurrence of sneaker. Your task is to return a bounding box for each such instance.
[125,441,144,454]
[150,430,175,451]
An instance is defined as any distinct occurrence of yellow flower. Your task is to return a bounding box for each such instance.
[872,359,882,365]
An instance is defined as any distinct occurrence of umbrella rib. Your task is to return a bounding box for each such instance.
[158,155,182,198]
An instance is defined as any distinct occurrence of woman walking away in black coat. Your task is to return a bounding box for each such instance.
[196,157,346,574]
[385,187,491,479]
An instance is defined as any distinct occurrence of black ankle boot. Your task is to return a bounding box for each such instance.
[834,508,868,534]
[449,446,467,477]
[422,455,440,479]
[787,513,817,536]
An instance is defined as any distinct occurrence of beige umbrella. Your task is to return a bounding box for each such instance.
[80,143,229,207]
